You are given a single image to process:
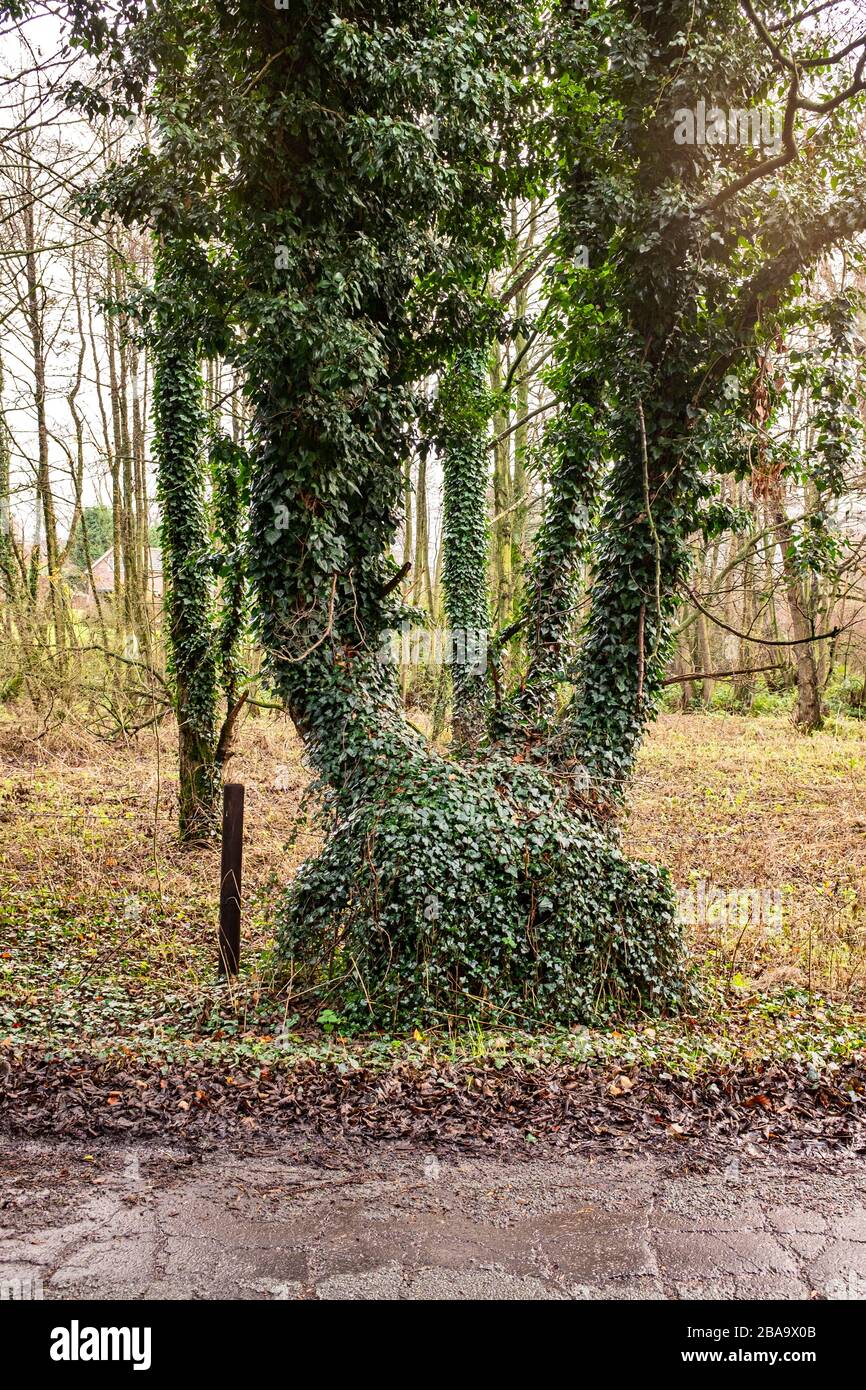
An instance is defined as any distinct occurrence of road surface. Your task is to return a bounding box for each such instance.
[1,1139,865,1300]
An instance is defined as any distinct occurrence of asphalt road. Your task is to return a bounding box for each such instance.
[1,1138,865,1300]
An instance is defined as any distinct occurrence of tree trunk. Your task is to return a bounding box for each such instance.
[152,249,219,840]
[22,159,66,663]
[490,339,513,632]
[772,498,823,730]
[411,448,434,615]
[438,349,490,752]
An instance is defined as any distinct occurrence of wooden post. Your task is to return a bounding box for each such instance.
[218,782,244,976]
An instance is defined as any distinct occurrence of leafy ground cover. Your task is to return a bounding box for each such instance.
[1,1046,863,1158]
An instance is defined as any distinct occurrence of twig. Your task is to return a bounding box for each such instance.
[637,399,662,661]
[663,661,784,685]
[280,574,337,663]
[686,586,843,646]
[492,614,529,648]
[487,399,558,451]
[381,561,411,597]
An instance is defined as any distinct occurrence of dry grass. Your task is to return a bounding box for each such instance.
[0,710,319,1045]
[0,705,864,1055]
[0,708,318,939]
[628,713,866,998]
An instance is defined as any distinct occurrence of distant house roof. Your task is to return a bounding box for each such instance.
[91,547,163,592]
[92,546,162,571]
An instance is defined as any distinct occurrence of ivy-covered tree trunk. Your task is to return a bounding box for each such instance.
[498,389,604,745]
[438,349,491,753]
[245,343,681,1028]
[210,434,248,703]
[565,412,698,787]
[152,251,219,841]
[221,7,683,1029]
[489,340,513,630]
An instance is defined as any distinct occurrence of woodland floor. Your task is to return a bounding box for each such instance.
[0,711,861,1145]
[1,707,864,1060]
[1,709,865,1298]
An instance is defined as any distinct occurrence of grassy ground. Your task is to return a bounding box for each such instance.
[629,713,866,997]
[1,707,865,1074]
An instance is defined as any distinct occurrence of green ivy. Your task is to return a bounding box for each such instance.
[277,746,683,1029]
[438,348,492,752]
[152,248,219,838]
